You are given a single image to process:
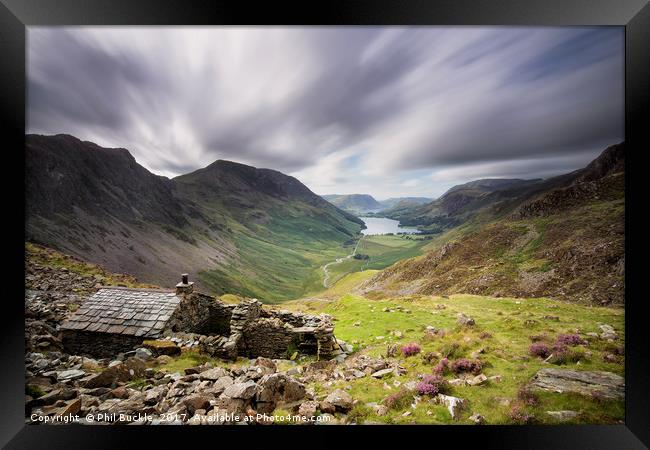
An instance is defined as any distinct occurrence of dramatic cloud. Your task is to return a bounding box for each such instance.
[27,27,624,198]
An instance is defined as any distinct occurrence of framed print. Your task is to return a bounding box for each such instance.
[1,0,649,448]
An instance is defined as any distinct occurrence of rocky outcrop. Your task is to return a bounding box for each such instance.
[529,368,624,400]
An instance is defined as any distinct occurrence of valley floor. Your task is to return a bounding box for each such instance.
[315,234,432,291]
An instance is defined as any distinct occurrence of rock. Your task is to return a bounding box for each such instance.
[319,401,336,414]
[254,357,277,373]
[134,348,154,361]
[467,374,488,386]
[546,410,579,421]
[199,367,229,381]
[371,368,394,379]
[529,368,624,400]
[469,412,485,424]
[156,355,173,364]
[183,395,213,415]
[59,398,81,416]
[29,388,77,406]
[448,378,466,387]
[392,330,404,338]
[298,400,319,418]
[83,358,146,389]
[599,324,618,340]
[208,376,234,396]
[457,313,475,327]
[109,386,130,399]
[221,381,258,400]
[374,404,389,416]
[256,373,306,413]
[323,389,353,412]
[434,394,467,420]
[185,366,205,375]
[56,369,86,381]
[488,375,503,383]
[144,385,168,405]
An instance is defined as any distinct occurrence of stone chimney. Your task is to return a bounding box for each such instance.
[176,273,194,295]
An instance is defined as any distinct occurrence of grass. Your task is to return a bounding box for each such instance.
[197,208,360,303]
[316,235,431,290]
[154,349,248,374]
[25,242,154,292]
[284,289,624,424]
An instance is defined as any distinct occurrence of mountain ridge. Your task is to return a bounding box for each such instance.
[25,134,363,301]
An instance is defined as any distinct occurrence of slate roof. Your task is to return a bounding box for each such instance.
[60,287,181,338]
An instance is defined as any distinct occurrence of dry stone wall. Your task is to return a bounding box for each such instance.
[61,330,144,358]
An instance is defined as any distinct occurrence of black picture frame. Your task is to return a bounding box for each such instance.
[1,1,648,448]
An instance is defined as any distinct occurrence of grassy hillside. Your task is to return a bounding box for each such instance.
[279,282,624,424]
[174,166,364,302]
[362,171,624,306]
[26,135,365,303]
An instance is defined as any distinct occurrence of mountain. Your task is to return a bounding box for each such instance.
[385,172,588,232]
[445,178,539,195]
[321,194,382,214]
[377,197,433,210]
[359,142,625,305]
[25,134,363,301]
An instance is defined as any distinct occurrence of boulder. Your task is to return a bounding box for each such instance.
[546,410,579,421]
[29,388,77,406]
[529,368,624,400]
[469,412,485,424]
[374,404,389,416]
[156,355,173,364]
[319,401,336,414]
[256,373,306,413]
[144,385,168,406]
[371,368,394,379]
[56,369,86,381]
[108,386,130,399]
[323,389,353,412]
[221,381,258,400]
[134,348,154,361]
[298,400,319,418]
[183,395,213,415]
[83,358,146,389]
[457,313,475,327]
[434,394,467,420]
[199,367,229,381]
[467,374,488,386]
[254,357,277,373]
[59,398,81,416]
[599,324,618,340]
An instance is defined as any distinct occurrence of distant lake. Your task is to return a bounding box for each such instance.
[361,217,421,235]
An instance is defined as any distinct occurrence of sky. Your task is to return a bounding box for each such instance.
[27,27,624,199]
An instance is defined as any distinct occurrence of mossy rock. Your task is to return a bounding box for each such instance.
[142,339,181,356]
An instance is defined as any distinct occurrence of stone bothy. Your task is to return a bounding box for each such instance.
[60,275,338,360]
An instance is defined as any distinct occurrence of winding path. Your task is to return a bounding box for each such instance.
[322,237,362,288]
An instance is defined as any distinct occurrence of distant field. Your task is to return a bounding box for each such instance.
[307,235,431,295]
